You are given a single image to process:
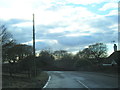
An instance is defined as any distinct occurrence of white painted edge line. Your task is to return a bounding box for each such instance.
[76,79,90,90]
[43,75,51,88]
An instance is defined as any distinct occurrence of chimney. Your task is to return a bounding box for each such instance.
[113,44,117,52]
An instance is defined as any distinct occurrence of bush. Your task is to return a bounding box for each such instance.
[74,59,93,70]
[18,55,34,71]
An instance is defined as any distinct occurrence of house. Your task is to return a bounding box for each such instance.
[102,60,117,66]
[102,51,120,66]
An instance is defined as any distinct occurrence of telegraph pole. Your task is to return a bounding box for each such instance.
[118,1,120,50]
[33,13,36,76]
[33,14,35,58]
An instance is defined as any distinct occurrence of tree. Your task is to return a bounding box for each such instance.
[74,50,93,70]
[61,53,73,60]
[4,44,33,63]
[53,50,67,60]
[39,50,54,65]
[74,43,107,68]
[0,24,16,62]
[75,48,91,59]
[1,25,34,77]
[88,43,107,59]
[60,53,75,69]
[76,43,107,60]
[0,24,15,45]
[2,41,16,62]
[18,55,34,78]
[1,24,17,77]
[74,59,93,70]
[2,44,33,77]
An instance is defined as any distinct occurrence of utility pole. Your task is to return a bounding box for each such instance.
[33,13,36,76]
[33,14,35,59]
[118,1,120,50]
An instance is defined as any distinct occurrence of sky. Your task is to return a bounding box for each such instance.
[0,0,119,55]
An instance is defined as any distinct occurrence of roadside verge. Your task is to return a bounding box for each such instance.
[2,71,49,88]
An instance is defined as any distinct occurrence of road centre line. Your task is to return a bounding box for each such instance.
[75,79,90,90]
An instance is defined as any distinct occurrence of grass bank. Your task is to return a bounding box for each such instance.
[2,71,49,88]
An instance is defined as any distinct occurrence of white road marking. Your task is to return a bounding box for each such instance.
[43,75,51,88]
[75,79,90,90]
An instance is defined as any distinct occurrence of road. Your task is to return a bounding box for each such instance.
[44,71,118,89]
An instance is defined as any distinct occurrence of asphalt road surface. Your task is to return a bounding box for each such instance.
[44,71,118,89]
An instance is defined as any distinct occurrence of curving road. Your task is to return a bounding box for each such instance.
[44,71,118,89]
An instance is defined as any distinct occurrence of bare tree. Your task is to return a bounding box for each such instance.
[53,50,67,60]
[0,24,16,62]
[0,25,14,45]
[77,43,107,59]
[88,43,108,59]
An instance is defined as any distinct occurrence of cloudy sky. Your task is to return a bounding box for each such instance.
[0,0,119,55]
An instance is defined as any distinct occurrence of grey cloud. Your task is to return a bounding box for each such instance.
[36,23,67,32]
[9,27,33,43]
[57,30,118,47]
[92,31,118,43]
[89,15,117,31]
[7,19,31,25]
[57,36,97,47]
[35,41,50,50]
[8,23,68,44]
[35,24,68,39]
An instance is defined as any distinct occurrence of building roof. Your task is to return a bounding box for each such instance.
[103,51,120,64]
